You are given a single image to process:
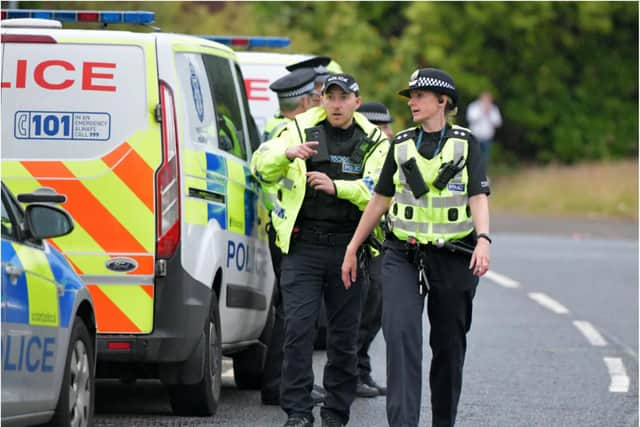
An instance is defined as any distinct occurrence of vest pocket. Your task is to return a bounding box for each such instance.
[448,208,458,222]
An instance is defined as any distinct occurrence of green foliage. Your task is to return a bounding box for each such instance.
[16,1,638,164]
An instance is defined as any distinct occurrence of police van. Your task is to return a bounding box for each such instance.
[1,10,275,416]
[2,183,97,427]
[205,38,340,135]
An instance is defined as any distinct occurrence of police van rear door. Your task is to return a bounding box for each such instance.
[1,27,162,335]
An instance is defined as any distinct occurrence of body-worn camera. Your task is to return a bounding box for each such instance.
[400,157,429,198]
[433,156,465,191]
[305,126,329,163]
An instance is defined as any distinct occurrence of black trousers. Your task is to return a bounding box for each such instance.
[280,240,363,424]
[357,253,383,381]
[381,239,478,427]
[261,223,284,400]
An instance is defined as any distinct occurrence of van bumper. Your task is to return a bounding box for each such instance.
[96,246,210,364]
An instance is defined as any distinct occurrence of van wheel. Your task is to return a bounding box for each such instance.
[46,318,94,427]
[232,304,274,389]
[168,295,222,416]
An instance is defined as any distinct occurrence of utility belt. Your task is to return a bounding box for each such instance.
[385,232,475,296]
[292,227,354,247]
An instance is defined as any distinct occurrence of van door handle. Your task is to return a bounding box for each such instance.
[4,263,23,285]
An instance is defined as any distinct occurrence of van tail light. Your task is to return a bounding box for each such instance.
[156,81,181,259]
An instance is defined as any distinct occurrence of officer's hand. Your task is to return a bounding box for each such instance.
[306,171,335,195]
[285,141,319,161]
[469,239,490,277]
[341,244,358,289]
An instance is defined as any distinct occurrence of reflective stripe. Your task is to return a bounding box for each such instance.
[281,178,294,190]
[395,190,428,207]
[391,218,473,236]
[433,219,473,234]
[431,194,468,208]
[390,218,430,234]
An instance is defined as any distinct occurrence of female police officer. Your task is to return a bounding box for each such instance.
[341,68,490,427]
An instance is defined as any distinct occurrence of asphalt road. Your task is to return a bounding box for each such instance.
[94,217,638,426]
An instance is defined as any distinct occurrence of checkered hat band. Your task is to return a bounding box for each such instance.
[278,81,315,98]
[362,112,391,123]
[409,77,455,91]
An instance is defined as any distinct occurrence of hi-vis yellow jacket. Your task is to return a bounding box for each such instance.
[251,106,389,254]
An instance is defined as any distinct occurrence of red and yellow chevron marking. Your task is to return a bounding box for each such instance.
[87,284,154,333]
[3,138,161,334]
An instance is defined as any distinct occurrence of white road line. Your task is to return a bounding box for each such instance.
[484,270,520,288]
[573,320,608,347]
[527,292,570,314]
[603,357,630,392]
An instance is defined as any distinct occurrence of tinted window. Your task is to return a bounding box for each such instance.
[202,55,248,160]
[235,63,262,153]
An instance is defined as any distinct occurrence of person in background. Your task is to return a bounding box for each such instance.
[252,73,388,427]
[465,91,502,169]
[342,68,490,427]
[259,68,327,407]
[263,68,317,142]
[286,56,342,107]
[350,101,395,398]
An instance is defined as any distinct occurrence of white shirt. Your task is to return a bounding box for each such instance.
[466,100,502,141]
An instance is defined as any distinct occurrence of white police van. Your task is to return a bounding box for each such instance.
[1,9,275,417]
[2,183,97,427]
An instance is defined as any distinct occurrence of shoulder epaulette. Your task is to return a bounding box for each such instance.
[446,126,471,141]
[392,128,417,144]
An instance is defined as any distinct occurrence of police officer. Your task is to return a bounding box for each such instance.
[260,67,326,407]
[352,101,395,398]
[252,73,389,427]
[342,68,491,427]
[263,68,317,142]
[286,56,339,107]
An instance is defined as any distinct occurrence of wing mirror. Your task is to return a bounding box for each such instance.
[24,204,74,240]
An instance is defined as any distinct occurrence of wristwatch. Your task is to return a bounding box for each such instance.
[477,233,492,244]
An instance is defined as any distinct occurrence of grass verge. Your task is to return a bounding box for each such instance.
[489,159,638,221]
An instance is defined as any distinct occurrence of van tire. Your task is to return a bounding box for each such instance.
[232,304,274,389]
[168,295,222,416]
[46,318,94,427]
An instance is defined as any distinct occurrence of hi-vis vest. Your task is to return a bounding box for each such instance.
[251,106,389,254]
[388,125,474,244]
[263,114,290,142]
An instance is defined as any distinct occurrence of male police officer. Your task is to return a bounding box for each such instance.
[286,56,339,107]
[260,67,326,407]
[263,68,317,142]
[252,74,388,427]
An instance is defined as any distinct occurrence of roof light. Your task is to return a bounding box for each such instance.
[201,35,290,49]
[0,9,155,25]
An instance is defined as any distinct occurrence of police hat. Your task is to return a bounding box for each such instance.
[322,73,360,96]
[286,56,332,84]
[398,68,458,106]
[269,68,316,99]
[357,101,393,124]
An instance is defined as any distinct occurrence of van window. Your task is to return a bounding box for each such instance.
[175,53,219,149]
[235,63,262,153]
[202,55,248,161]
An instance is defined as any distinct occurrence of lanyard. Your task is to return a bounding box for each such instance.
[415,126,447,157]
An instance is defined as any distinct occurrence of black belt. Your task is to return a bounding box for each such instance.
[295,229,354,246]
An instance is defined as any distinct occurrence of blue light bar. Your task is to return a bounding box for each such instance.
[0,9,155,25]
[201,35,291,49]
